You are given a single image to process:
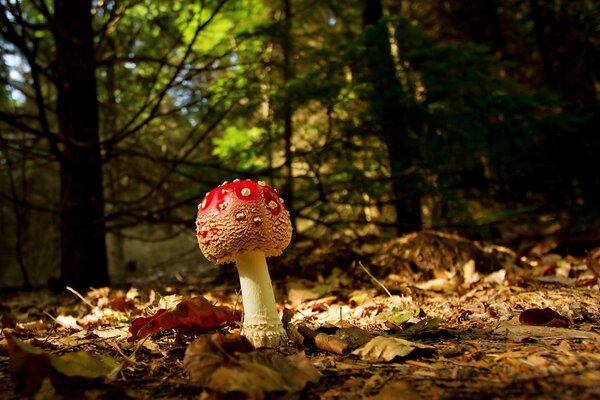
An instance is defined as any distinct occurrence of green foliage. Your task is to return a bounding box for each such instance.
[212,126,267,170]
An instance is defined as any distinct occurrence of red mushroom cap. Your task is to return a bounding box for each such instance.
[196,179,292,264]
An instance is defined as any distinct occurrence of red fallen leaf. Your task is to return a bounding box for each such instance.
[128,297,240,341]
[110,296,136,312]
[518,307,570,328]
[128,309,168,341]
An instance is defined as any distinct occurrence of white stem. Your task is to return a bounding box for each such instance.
[234,250,287,348]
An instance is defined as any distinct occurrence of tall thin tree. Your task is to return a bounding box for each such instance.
[54,0,110,289]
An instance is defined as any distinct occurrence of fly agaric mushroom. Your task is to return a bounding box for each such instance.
[196,179,292,348]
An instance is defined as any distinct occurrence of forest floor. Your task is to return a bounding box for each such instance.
[1,231,599,399]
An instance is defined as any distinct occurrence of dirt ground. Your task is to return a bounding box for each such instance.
[1,231,599,399]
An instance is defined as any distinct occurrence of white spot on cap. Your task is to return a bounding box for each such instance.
[221,189,229,194]
[241,188,251,196]
[268,200,278,210]
[253,216,262,224]
[235,212,246,220]
[200,198,207,209]
[218,202,227,210]
[233,179,240,182]
[258,181,266,186]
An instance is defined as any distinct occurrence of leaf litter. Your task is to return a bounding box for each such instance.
[0,231,599,399]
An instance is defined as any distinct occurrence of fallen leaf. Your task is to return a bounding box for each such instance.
[368,380,421,400]
[483,269,506,285]
[352,336,436,362]
[461,259,480,286]
[287,282,320,307]
[4,332,119,396]
[4,333,50,395]
[415,275,462,292]
[379,307,416,327]
[184,333,320,397]
[400,317,443,337]
[297,325,348,355]
[128,296,240,341]
[533,276,576,285]
[55,315,83,330]
[494,322,600,342]
[184,333,254,386]
[335,325,374,350]
[50,351,119,379]
[208,351,321,396]
[519,308,570,328]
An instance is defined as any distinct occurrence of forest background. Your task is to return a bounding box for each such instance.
[0,0,599,290]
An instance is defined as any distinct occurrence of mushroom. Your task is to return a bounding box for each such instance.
[195,179,292,348]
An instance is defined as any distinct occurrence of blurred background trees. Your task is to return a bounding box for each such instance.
[1,0,598,288]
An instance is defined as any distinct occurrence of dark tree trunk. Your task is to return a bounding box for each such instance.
[54,0,110,290]
[529,0,555,86]
[361,0,422,234]
[281,0,296,231]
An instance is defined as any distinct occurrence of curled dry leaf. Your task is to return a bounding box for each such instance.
[4,332,119,396]
[128,296,240,341]
[184,332,321,397]
[184,333,254,386]
[297,325,348,355]
[352,336,436,362]
[519,308,570,328]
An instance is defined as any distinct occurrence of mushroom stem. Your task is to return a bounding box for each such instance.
[234,250,287,348]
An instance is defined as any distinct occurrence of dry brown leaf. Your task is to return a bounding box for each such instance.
[519,308,570,328]
[336,325,374,349]
[4,332,119,396]
[297,325,348,355]
[208,351,321,397]
[352,336,436,362]
[184,333,320,396]
[183,333,253,386]
[368,380,421,400]
[287,281,321,307]
[494,322,600,342]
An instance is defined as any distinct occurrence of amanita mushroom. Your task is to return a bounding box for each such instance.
[196,179,292,348]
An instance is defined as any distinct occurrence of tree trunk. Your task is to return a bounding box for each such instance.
[361,0,422,234]
[54,0,110,290]
[281,0,296,231]
[529,0,555,86]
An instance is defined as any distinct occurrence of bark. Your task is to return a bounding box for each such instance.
[529,0,555,86]
[281,0,296,231]
[361,0,422,233]
[54,0,110,289]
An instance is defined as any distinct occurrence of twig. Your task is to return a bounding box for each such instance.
[358,261,393,298]
[65,286,95,309]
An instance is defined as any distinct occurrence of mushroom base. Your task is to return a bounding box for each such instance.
[241,322,288,348]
